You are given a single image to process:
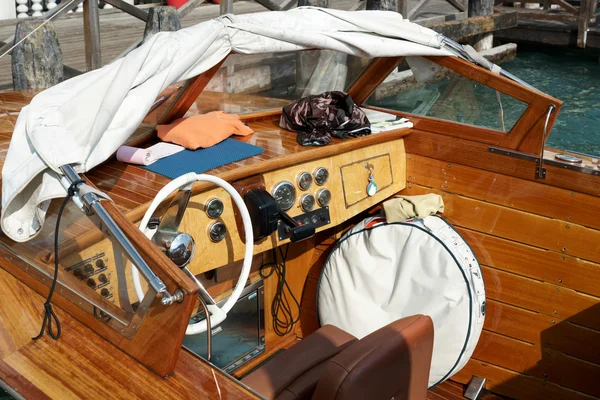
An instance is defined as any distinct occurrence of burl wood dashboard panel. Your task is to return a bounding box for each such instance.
[57,119,409,305]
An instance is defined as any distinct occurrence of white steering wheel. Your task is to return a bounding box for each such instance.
[131,172,254,335]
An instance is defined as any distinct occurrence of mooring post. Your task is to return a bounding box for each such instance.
[83,0,102,71]
[143,6,181,41]
[469,0,494,50]
[296,0,329,95]
[367,0,407,16]
[577,0,592,48]
[12,20,63,90]
[220,0,233,14]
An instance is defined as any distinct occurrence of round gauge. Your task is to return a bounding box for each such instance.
[300,194,315,212]
[272,181,296,211]
[205,198,224,219]
[314,167,329,186]
[297,172,313,191]
[317,188,332,207]
[209,222,227,242]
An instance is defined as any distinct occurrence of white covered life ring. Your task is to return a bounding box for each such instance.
[317,215,485,387]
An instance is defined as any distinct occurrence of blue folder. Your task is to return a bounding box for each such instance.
[142,138,264,179]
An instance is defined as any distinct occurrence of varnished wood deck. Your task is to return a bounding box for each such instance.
[0,267,260,399]
[0,259,498,400]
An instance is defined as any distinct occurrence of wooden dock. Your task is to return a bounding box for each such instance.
[0,0,508,90]
[493,1,599,49]
[495,10,600,49]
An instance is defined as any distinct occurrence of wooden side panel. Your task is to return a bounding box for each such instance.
[484,300,600,365]
[455,228,600,298]
[408,155,600,231]
[474,330,600,398]
[404,130,600,198]
[405,153,600,399]
[402,185,600,265]
[453,359,595,400]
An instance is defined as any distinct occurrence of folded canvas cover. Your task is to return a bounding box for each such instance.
[1,7,454,242]
[318,215,485,387]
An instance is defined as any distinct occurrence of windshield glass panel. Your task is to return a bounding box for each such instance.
[186,50,371,116]
[365,57,528,132]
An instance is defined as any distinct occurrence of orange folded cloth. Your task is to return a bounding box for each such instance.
[156,111,254,150]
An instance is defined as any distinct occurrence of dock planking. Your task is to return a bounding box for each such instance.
[0,0,467,90]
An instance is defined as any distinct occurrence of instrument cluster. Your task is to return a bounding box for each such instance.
[271,167,332,213]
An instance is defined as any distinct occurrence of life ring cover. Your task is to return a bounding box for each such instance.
[317,215,485,387]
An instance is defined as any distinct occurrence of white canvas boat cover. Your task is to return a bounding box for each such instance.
[318,215,486,387]
[1,7,454,242]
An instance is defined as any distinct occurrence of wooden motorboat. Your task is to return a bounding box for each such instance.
[0,9,599,400]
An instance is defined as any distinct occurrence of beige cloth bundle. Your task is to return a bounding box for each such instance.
[383,194,444,222]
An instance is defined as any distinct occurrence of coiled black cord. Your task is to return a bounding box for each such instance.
[259,245,301,336]
[33,178,85,341]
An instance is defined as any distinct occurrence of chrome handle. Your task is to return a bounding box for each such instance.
[537,104,556,179]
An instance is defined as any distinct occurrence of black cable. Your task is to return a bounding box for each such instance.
[259,244,302,336]
[33,178,85,341]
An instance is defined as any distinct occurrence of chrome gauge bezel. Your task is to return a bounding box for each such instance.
[313,167,329,186]
[272,181,297,211]
[205,198,224,219]
[297,171,313,191]
[316,188,332,207]
[300,193,316,212]
[208,221,227,243]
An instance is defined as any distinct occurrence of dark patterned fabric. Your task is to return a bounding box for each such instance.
[279,91,371,146]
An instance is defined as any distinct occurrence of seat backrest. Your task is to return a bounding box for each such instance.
[312,315,434,400]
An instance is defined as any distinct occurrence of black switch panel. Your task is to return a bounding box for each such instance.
[278,207,330,241]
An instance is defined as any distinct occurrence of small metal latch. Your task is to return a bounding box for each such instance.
[464,376,486,399]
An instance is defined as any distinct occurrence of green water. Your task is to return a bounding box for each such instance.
[500,48,600,156]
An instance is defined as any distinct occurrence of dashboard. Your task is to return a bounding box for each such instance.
[61,137,407,306]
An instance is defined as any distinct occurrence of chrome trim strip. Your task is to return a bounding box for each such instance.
[488,146,600,176]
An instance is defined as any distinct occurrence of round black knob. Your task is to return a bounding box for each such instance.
[86,278,96,288]
[100,288,110,298]
[84,264,94,274]
[73,268,83,278]
[95,259,105,268]
[98,274,108,284]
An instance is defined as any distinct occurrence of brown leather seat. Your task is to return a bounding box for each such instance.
[242,315,434,400]
[242,324,358,399]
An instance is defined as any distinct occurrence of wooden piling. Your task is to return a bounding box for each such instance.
[367,0,399,12]
[577,0,592,48]
[220,0,233,14]
[469,0,494,50]
[143,6,182,42]
[298,0,329,6]
[83,0,102,71]
[12,20,63,91]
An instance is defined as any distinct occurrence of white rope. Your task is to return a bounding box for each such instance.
[0,0,79,61]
